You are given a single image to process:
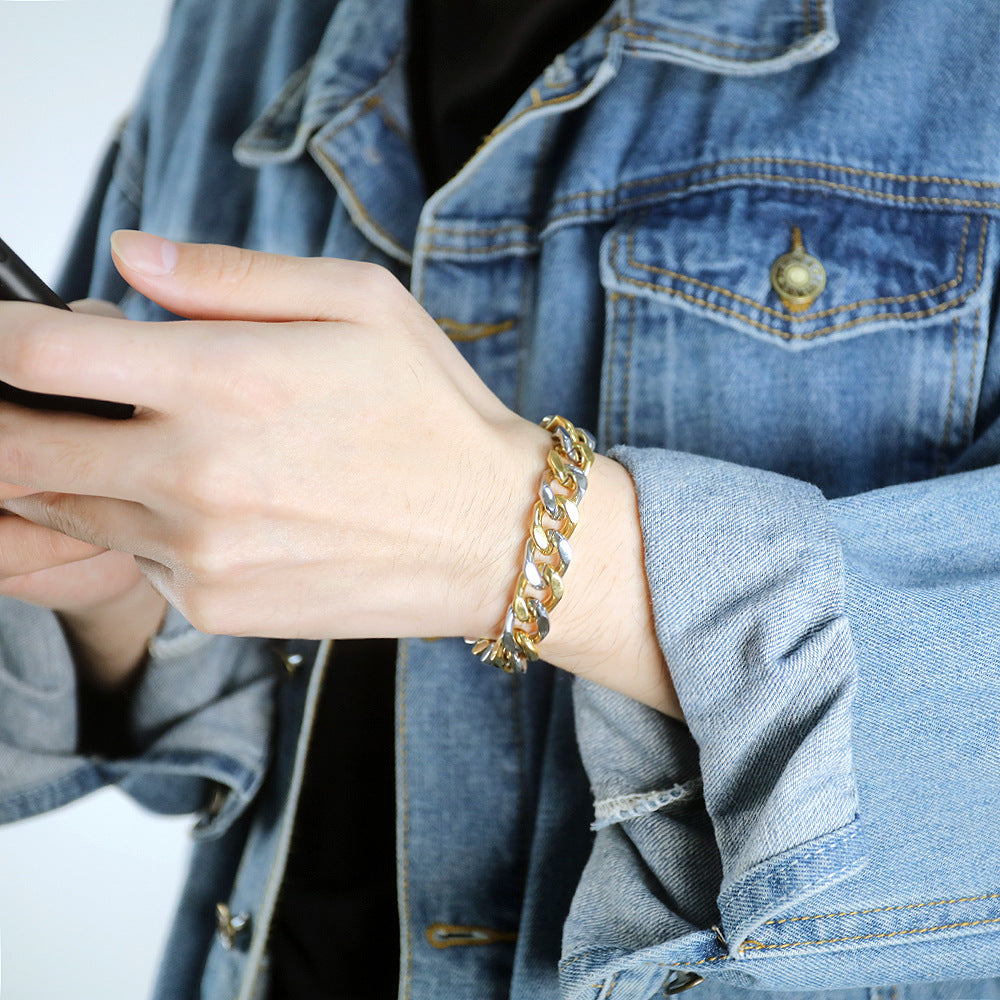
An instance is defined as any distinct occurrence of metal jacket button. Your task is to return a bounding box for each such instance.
[663,969,705,993]
[273,643,304,677]
[204,782,228,820]
[215,903,251,950]
[770,226,826,312]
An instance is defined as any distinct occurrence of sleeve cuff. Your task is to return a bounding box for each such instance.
[568,446,866,959]
[115,605,280,837]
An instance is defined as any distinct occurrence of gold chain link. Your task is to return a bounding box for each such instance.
[468,415,595,674]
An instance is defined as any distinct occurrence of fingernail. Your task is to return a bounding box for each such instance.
[111,230,178,276]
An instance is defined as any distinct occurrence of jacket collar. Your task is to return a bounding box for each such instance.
[623,0,837,73]
[233,0,838,260]
[236,0,838,164]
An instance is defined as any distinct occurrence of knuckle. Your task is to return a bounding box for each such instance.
[170,460,235,519]
[348,261,402,309]
[28,494,89,545]
[193,331,292,415]
[200,243,259,294]
[168,445,271,520]
[31,525,76,565]
[339,261,405,322]
[177,527,233,585]
[217,358,290,414]
[55,439,100,488]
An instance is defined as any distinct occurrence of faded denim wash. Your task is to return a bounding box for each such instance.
[2,0,1000,998]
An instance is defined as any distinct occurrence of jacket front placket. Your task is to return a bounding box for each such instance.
[295,8,627,1000]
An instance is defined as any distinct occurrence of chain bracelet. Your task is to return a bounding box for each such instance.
[467,415,595,675]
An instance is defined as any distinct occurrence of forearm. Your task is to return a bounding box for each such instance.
[58,576,167,694]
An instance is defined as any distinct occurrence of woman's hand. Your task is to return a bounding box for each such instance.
[0,233,680,715]
[0,233,546,641]
[0,298,166,690]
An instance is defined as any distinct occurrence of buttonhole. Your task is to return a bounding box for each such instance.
[425,922,518,949]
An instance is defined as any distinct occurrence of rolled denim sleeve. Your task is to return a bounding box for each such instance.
[0,599,278,839]
[564,446,1000,994]
[110,607,279,838]
[0,600,91,821]
[616,446,859,878]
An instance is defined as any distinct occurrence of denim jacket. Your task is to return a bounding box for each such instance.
[3,1,1000,998]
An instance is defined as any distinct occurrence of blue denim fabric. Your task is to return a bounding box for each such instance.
[0,599,277,834]
[3,0,1000,998]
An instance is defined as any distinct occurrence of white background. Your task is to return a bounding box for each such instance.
[0,3,191,999]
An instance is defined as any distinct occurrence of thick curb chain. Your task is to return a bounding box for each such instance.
[468,415,595,675]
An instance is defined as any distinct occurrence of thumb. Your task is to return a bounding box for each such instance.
[109,230,386,324]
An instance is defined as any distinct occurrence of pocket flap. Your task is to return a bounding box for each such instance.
[622,0,837,75]
[602,188,994,350]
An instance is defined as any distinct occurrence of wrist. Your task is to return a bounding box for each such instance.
[467,420,682,720]
[540,453,681,717]
[59,580,168,693]
[462,416,553,637]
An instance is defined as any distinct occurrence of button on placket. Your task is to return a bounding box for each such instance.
[273,642,305,677]
[663,969,706,994]
[543,53,574,89]
[215,902,252,951]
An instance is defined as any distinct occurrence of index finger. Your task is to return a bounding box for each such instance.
[0,302,181,411]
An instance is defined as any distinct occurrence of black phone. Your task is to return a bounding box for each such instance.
[0,236,132,418]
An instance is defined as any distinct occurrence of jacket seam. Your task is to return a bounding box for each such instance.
[938,315,961,472]
[310,97,410,259]
[623,0,828,55]
[565,905,1000,976]
[550,156,1000,210]
[962,309,982,443]
[542,182,1000,235]
[761,890,1000,926]
[446,162,1000,241]
[370,93,411,147]
[424,240,536,255]
[425,223,531,238]
[622,20,791,56]
[0,764,104,825]
[613,174,1000,217]
[742,915,1000,952]
[480,84,592,150]
[305,45,412,259]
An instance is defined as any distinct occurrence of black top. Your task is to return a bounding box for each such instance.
[266,4,608,997]
[266,639,399,1000]
[408,0,611,192]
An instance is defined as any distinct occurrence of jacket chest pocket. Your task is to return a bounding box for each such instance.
[598,187,999,497]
